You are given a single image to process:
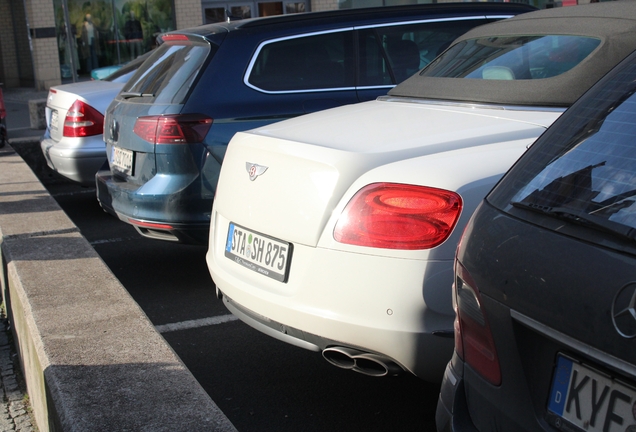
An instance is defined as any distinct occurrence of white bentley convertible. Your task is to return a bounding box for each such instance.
[207,3,636,382]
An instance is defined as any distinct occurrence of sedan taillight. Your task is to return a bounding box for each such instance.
[133,114,213,144]
[454,260,501,386]
[63,100,104,137]
[333,183,462,250]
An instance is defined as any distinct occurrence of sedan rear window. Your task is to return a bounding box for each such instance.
[122,41,211,104]
[421,35,600,80]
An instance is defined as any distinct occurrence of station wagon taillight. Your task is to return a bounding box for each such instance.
[133,114,213,144]
[333,183,462,250]
[454,261,501,386]
[63,100,104,137]
[161,34,189,42]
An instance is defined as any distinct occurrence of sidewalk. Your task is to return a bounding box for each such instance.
[2,88,48,143]
[1,88,46,432]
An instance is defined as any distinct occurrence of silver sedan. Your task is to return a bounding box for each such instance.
[40,55,146,185]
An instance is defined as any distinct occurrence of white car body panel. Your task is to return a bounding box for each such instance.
[207,99,563,381]
[40,80,124,185]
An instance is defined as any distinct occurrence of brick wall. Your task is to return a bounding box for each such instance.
[25,0,60,89]
[310,0,339,12]
[175,0,204,29]
[0,0,17,87]
[0,0,35,88]
[33,38,61,90]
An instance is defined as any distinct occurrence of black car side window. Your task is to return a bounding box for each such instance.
[247,30,355,92]
[357,29,392,87]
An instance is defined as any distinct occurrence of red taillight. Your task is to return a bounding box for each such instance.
[133,114,213,144]
[161,34,189,42]
[63,100,104,137]
[454,261,501,386]
[333,183,462,250]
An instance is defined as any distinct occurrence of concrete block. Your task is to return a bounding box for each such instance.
[28,99,46,130]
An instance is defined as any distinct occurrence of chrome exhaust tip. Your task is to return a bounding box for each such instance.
[322,347,403,377]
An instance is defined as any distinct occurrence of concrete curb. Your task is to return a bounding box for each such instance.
[0,143,237,431]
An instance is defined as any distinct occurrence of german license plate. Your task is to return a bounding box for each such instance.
[50,110,58,131]
[111,146,133,175]
[224,223,291,282]
[547,354,636,432]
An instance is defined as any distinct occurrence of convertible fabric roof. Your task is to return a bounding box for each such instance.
[389,1,636,107]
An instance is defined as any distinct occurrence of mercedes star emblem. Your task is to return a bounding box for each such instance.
[109,118,119,143]
[246,162,268,181]
[611,282,636,339]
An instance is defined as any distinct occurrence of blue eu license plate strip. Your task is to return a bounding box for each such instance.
[548,355,573,416]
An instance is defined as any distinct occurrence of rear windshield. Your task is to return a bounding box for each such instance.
[421,35,600,80]
[488,53,636,243]
[105,51,152,83]
[122,40,211,104]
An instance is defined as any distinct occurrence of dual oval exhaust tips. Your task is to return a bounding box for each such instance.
[322,346,404,377]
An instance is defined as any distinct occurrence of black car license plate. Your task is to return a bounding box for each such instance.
[111,146,134,175]
[547,354,636,432]
[224,222,291,282]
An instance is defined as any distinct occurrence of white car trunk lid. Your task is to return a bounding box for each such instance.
[214,99,561,247]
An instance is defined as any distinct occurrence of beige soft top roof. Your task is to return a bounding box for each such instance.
[390,1,636,108]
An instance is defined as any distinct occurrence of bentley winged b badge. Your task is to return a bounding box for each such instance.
[246,162,268,181]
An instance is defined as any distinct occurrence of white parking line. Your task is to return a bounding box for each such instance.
[155,314,238,333]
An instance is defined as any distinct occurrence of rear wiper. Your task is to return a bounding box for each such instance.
[120,91,155,99]
[511,201,636,242]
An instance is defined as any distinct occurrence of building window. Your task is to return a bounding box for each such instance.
[54,0,175,79]
[202,0,308,23]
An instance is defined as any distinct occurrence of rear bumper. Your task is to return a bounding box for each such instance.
[95,169,212,244]
[40,135,106,185]
[207,210,456,382]
[436,355,479,432]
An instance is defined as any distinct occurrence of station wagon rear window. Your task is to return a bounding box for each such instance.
[489,55,636,242]
[421,35,600,80]
[122,40,212,104]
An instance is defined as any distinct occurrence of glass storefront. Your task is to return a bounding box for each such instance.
[54,0,175,80]
[202,0,307,24]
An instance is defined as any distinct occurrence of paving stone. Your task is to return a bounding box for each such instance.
[13,416,30,426]
[0,415,13,430]
[6,392,22,403]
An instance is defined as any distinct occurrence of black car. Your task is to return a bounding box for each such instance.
[95,2,535,245]
[436,25,636,432]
